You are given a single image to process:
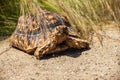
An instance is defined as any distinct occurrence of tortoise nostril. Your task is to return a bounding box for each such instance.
[63,26,68,34]
[60,26,68,34]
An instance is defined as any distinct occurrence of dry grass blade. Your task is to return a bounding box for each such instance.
[20,0,42,15]
[43,0,120,43]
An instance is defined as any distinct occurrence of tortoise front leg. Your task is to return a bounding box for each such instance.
[65,36,89,49]
[34,37,57,59]
[34,26,67,59]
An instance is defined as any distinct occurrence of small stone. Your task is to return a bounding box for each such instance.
[31,78,35,80]
[84,52,88,55]
[118,61,120,65]
[35,72,40,76]
[95,78,99,80]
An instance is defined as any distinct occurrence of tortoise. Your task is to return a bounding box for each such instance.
[9,10,89,59]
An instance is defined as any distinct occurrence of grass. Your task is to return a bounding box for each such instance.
[0,0,19,36]
[0,0,56,36]
[43,0,120,40]
[0,26,16,36]
[0,0,120,41]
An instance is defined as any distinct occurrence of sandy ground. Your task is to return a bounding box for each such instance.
[0,27,120,80]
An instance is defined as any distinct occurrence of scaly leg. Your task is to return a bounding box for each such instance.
[48,44,69,54]
[65,36,89,49]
